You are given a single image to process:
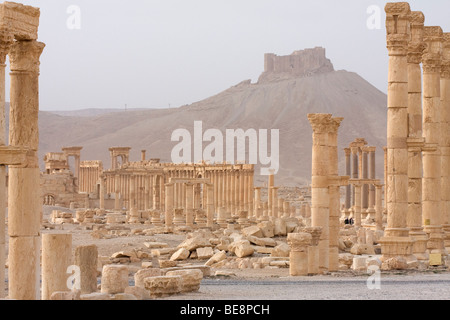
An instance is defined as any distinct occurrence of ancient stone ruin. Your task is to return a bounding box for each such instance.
[0,1,449,301]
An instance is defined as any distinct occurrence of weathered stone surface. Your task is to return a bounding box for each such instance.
[247,236,277,247]
[166,269,203,293]
[50,290,81,301]
[233,240,254,258]
[112,293,138,300]
[381,256,408,270]
[134,268,162,288]
[352,257,367,272]
[274,218,287,236]
[178,236,212,252]
[144,276,182,298]
[257,221,275,238]
[80,293,111,300]
[350,244,375,255]
[205,251,227,266]
[170,248,190,261]
[144,242,169,249]
[100,265,129,294]
[196,247,214,260]
[124,286,150,300]
[271,242,290,258]
[241,226,263,238]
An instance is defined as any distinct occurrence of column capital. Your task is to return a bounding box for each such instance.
[328,117,344,135]
[287,233,312,251]
[441,33,450,78]
[422,26,443,73]
[307,113,333,134]
[385,2,411,56]
[0,28,13,65]
[361,146,376,153]
[9,40,45,73]
[344,148,351,156]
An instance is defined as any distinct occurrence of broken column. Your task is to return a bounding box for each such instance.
[42,234,73,300]
[379,3,414,263]
[8,39,45,300]
[308,113,332,273]
[185,183,194,227]
[74,245,98,295]
[287,233,312,276]
[422,26,446,258]
[206,183,215,228]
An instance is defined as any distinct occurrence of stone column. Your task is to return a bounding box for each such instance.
[42,234,73,300]
[344,148,351,210]
[375,184,384,231]
[441,33,450,249]
[365,147,377,221]
[271,187,279,219]
[379,3,414,262]
[362,148,369,212]
[185,183,194,227]
[114,174,121,211]
[254,187,262,220]
[287,233,312,276]
[8,40,45,300]
[328,117,343,272]
[351,146,359,208]
[74,244,98,295]
[165,183,174,229]
[243,171,249,213]
[206,183,215,228]
[99,176,105,211]
[406,11,427,261]
[308,113,332,273]
[354,183,362,228]
[0,28,12,300]
[302,227,322,276]
[268,173,274,217]
[422,26,446,257]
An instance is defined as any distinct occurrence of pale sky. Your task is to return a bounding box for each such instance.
[6,0,450,111]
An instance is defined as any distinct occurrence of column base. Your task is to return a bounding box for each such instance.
[379,235,414,262]
[409,231,429,261]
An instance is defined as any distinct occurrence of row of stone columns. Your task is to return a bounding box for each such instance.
[381,3,450,264]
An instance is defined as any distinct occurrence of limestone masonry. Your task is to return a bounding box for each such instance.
[0,1,449,301]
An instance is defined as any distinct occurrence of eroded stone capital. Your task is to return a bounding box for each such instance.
[287,233,312,251]
[307,113,333,134]
[9,40,45,73]
[0,27,13,65]
[385,2,411,55]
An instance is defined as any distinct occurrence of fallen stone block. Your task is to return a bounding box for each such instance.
[134,268,162,288]
[166,269,203,293]
[144,276,182,298]
[101,265,129,294]
[196,247,214,260]
[170,248,190,261]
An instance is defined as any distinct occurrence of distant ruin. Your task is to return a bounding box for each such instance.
[258,47,335,83]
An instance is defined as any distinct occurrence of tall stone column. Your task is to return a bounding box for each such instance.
[422,26,446,257]
[206,183,215,228]
[328,117,343,272]
[308,113,332,273]
[0,28,12,300]
[365,147,377,220]
[344,148,351,210]
[268,173,274,217]
[185,183,194,227]
[165,183,174,229]
[8,40,45,300]
[248,170,254,218]
[379,3,414,262]
[354,183,362,228]
[351,147,359,209]
[441,33,450,249]
[243,171,249,213]
[114,174,121,211]
[42,234,72,300]
[361,148,369,212]
[254,187,262,220]
[99,175,106,211]
[375,184,384,231]
[406,13,428,260]
[271,187,279,219]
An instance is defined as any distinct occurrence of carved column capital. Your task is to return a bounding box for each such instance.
[9,40,45,73]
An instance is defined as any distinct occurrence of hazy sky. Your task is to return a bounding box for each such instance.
[6,0,450,111]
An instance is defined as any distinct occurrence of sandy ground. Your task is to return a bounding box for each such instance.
[3,206,450,301]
